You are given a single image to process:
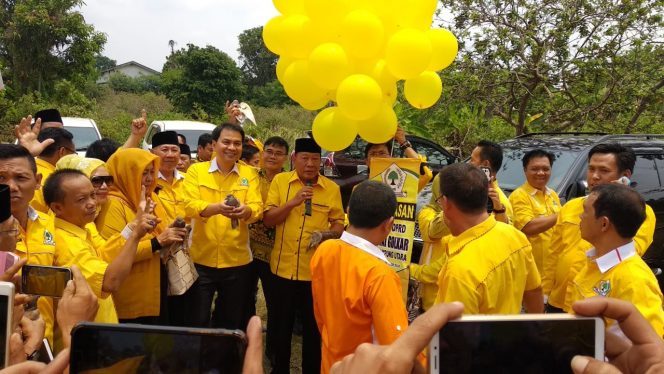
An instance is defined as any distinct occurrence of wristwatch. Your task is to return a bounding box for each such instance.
[399,141,412,150]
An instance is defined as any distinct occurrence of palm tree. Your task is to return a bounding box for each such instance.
[168,40,176,55]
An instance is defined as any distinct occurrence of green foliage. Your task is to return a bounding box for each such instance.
[108,74,163,94]
[95,55,116,72]
[242,105,315,150]
[162,44,246,117]
[442,0,664,135]
[237,27,278,88]
[0,0,106,96]
[247,80,294,108]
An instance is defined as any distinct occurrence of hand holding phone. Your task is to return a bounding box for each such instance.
[0,281,15,367]
[21,265,72,298]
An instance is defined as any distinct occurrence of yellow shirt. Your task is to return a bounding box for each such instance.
[494,182,514,224]
[249,170,276,263]
[434,215,541,314]
[154,170,186,222]
[545,197,655,308]
[31,158,54,214]
[183,160,263,268]
[311,232,408,374]
[15,207,56,346]
[267,171,344,281]
[53,218,118,324]
[565,243,664,336]
[96,197,159,319]
[410,206,447,311]
[509,182,562,274]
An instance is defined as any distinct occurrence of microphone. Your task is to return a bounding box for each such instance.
[305,181,312,216]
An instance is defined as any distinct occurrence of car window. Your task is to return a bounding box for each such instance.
[176,130,214,153]
[145,125,159,145]
[340,138,369,160]
[65,127,100,150]
[633,154,662,192]
[498,149,581,194]
[410,141,452,166]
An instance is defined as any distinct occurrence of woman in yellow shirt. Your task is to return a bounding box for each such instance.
[96,148,186,324]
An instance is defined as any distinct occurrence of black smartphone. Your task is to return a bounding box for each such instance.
[429,314,604,374]
[70,323,248,374]
[21,265,72,298]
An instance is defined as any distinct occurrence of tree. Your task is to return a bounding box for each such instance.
[237,26,278,88]
[0,0,106,95]
[161,44,245,116]
[168,40,176,55]
[95,55,116,72]
[441,0,664,135]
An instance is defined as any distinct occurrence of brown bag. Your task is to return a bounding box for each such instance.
[162,224,198,296]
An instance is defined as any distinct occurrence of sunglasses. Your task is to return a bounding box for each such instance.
[91,175,114,188]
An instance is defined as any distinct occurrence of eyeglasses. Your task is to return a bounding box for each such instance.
[91,175,114,188]
[265,150,287,158]
[60,146,77,155]
[0,228,18,237]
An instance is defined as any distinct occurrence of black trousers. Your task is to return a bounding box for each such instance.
[271,276,321,374]
[187,263,253,330]
[249,259,277,356]
[545,303,565,314]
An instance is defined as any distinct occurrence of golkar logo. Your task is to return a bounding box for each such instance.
[43,230,55,246]
[239,177,249,187]
[593,280,611,297]
[381,163,407,197]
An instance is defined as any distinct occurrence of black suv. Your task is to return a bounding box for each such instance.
[494,133,664,287]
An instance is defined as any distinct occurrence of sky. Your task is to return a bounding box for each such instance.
[79,0,280,72]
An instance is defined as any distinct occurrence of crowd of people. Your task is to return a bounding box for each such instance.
[0,104,663,374]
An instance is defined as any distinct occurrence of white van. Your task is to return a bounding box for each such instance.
[62,117,102,156]
[143,120,216,157]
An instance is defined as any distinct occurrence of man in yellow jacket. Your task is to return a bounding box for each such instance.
[433,163,542,314]
[545,143,656,313]
[31,127,76,213]
[565,184,664,336]
[183,123,263,330]
[44,169,156,323]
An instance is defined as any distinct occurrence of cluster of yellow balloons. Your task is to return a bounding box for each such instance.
[263,0,458,151]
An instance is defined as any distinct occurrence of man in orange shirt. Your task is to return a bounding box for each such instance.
[311,181,408,373]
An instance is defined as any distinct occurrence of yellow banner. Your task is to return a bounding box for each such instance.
[369,157,421,272]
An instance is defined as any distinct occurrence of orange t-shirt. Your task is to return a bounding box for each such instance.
[311,232,408,373]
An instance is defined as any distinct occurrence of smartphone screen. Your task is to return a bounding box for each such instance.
[21,265,72,298]
[0,293,8,366]
[430,316,603,374]
[71,323,247,374]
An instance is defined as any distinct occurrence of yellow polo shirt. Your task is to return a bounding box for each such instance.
[53,218,118,324]
[494,182,514,224]
[410,205,447,311]
[31,158,54,214]
[565,242,664,337]
[434,215,541,314]
[15,207,56,346]
[545,197,655,308]
[311,232,408,373]
[154,170,186,222]
[183,160,263,268]
[267,171,344,281]
[509,182,561,274]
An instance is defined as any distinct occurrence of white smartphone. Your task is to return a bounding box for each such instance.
[429,314,604,374]
[0,281,15,368]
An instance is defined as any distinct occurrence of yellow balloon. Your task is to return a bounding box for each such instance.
[396,0,437,30]
[336,74,383,121]
[280,15,315,59]
[340,9,384,60]
[370,60,397,97]
[427,28,458,71]
[304,0,351,21]
[273,0,305,15]
[263,16,286,55]
[385,28,432,79]
[308,43,351,90]
[404,71,442,109]
[299,95,329,111]
[312,107,358,151]
[358,104,398,144]
[383,81,398,105]
[276,57,294,84]
[282,60,327,104]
